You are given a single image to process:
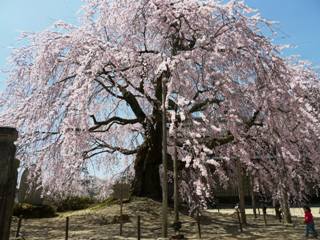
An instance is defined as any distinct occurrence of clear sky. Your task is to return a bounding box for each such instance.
[0,0,319,90]
[245,0,320,66]
[0,0,82,90]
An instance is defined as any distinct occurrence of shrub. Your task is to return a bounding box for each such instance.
[13,203,57,218]
[56,196,95,212]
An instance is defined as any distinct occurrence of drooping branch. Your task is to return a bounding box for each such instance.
[57,74,77,84]
[83,142,139,159]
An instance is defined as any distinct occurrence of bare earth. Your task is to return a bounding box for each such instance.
[9,198,318,239]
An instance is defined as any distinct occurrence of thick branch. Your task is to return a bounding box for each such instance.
[89,115,140,131]
[95,77,124,99]
[98,68,147,121]
[189,98,222,113]
[117,85,147,121]
[83,143,138,158]
[205,131,235,148]
[245,108,263,131]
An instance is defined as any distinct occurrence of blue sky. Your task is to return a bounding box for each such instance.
[245,0,320,66]
[0,0,82,90]
[0,0,319,91]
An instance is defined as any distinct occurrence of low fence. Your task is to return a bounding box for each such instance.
[9,206,306,239]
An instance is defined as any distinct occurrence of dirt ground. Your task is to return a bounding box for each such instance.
[9,198,318,240]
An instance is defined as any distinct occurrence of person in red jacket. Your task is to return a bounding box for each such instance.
[304,206,318,238]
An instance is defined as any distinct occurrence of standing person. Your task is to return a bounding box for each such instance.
[304,206,318,238]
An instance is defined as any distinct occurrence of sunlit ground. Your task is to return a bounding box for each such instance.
[10,199,319,239]
[208,206,319,218]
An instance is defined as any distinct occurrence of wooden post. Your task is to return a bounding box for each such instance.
[236,159,247,226]
[161,77,168,238]
[236,208,243,233]
[15,217,22,238]
[137,215,141,240]
[65,217,69,240]
[0,127,19,240]
[196,210,201,239]
[120,183,123,236]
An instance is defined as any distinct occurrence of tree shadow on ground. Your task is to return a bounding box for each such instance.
[9,198,313,240]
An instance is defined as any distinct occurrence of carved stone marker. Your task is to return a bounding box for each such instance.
[0,127,19,240]
[18,168,43,205]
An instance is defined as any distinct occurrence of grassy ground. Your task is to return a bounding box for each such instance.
[9,198,318,239]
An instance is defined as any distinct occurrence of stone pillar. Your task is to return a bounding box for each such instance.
[0,127,19,240]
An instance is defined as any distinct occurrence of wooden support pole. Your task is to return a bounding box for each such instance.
[65,217,69,240]
[137,215,141,240]
[236,159,247,226]
[15,217,22,238]
[274,202,282,222]
[278,150,292,224]
[250,176,257,218]
[236,208,243,233]
[173,123,179,225]
[263,212,267,226]
[161,77,168,238]
[281,189,292,224]
[196,211,201,239]
[262,206,267,226]
[120,184,123,236]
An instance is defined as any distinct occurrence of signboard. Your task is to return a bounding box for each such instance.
[112,182,131,236]
[112,183,131,200]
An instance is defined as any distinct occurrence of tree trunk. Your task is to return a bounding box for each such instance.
[132,138,162,200]
[237,160,247,225]
[132,119,165,200]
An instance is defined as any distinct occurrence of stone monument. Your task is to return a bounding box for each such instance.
[18,168,43,205]
[0,127,19,240]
